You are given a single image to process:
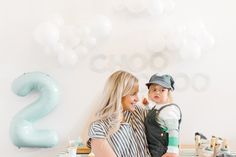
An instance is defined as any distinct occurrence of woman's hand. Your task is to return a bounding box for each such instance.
[91,138,117,157]
[162,152,178,157]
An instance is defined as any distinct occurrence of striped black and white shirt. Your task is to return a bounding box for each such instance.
[88,105,151,157]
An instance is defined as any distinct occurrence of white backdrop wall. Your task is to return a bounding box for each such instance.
[1,0,236,157]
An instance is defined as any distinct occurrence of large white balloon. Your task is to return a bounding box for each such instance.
[124,0,148,13]
[52,43,65,54]
[91,15,112,39]
[84,36,97,49]
[57,49,78,67]
[48,14,64,27]
[76,26,91,40]
[196,29,215,50]
[74,45,89,58]
[184,21,215,51]
[165,28,185,51]
[162,0,175,14]
[60,25,81,48]
[111,0,126,11]
[33,22,60,47]
[147,0,164,16]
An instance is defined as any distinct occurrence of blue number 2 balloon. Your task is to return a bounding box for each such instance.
[10,72,60,148]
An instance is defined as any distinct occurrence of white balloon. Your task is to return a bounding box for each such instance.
[57,49,78,67]
[84,36,97,48]
[33,22,60,47]
[60,25,81,48]
[44,46,53,56]
[91,15,112,39]
[111,0,126,11]
[166,29,185,51]
[76,26,91,40]
[162,0,175,14]
[196,29,215,50]
[124,0,148,13]
[52,43,65,54]
[147,0,164,16]
[62,36,80,48]
[49,14,64,27]
[184,22,215,51]
[75,46,89,58]
[179,40,202,60]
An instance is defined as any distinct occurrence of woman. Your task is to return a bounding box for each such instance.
[87,70,151,157]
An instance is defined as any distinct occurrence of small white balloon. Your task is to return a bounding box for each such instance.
[76,26,91,40]
[75,45,89,57]
[57,49,78,67]
[33,22,60,47]
[166,29,185,51]
[52,43,65,54]
[69,37,81,48]
[91,15,112,39]
[124,0,148,13]
[196,29,215,50]
[49,14,64,27]
[162,0,175,15]
[84,37,97,48]
[44,46,53,55]
[148,0,164,16]
[111,0,126,11]
[179,40,202,60]
[60,25,81,48]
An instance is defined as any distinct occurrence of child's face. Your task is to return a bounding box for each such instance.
[148,84,169,104]
[122,83,139,112]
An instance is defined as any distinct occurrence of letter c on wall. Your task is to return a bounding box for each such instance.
[10,72,60,148]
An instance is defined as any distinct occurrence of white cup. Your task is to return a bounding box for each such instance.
[67,146,77,157]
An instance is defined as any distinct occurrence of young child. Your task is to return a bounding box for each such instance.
[143,73,182,157]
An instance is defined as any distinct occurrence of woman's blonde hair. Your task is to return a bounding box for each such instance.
[96,70,138,135]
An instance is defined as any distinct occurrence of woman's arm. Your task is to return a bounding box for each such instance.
[91,138,117,157]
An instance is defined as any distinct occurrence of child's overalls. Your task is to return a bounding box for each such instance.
[144,104,182,157]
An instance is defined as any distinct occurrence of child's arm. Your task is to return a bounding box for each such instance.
[159,106,181,156]
[165,119,180,154]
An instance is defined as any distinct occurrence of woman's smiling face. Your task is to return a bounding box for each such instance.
[122,83,139,112]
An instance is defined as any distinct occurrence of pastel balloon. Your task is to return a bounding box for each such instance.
[162,0,175,14]
[75,45,89,58]
[148,0,164,16]
[91,15,112,39]
[197,29,215,50]
[57,49,78,67]
[84,36,97,48]
[10,72,60,148]
[125,0,148,13]
[33,22,60,47]
[111,0,126,11]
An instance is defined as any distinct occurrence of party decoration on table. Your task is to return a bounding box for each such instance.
[194,133,235,157]
[10,72,60,148]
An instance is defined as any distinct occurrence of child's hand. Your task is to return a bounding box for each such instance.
[161,153,178,157]
[142,97,149,105]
